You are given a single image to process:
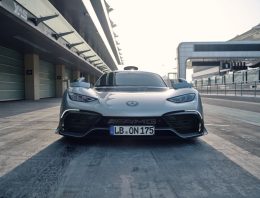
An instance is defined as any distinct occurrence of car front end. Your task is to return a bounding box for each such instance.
[56,72,207,139]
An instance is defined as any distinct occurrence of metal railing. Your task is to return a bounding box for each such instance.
[194,81,260,97]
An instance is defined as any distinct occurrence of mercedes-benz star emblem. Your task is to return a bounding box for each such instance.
[126,101,138,107]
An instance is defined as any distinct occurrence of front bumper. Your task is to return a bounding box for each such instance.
[56,109,207,139]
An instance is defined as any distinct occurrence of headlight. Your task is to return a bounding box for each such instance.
[68,92,97,103]
[167,93,195,103]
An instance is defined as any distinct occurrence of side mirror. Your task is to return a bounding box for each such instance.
[70,81,91,89]
[80,82,91,89]
[171,80,192,89]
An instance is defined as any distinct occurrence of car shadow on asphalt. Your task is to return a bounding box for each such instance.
[61,136,199,148]
[0,137,199,197]
[1,136,260,198]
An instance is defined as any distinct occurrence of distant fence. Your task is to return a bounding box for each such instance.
[194,81,260,97]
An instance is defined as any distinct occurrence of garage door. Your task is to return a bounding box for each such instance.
[39,60,55,98]
[0,46,24,101]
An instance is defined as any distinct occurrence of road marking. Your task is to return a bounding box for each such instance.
[205,124,230,127]
[236,119,260,127]
[204,103,260,127]
[120,175,133,198]
[203,97,260,105]
[0,107,59,131]
[202,133,260,180]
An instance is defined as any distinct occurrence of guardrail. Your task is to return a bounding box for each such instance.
[194,81,260,97]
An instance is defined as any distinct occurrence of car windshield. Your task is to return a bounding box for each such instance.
[95,72,167,87]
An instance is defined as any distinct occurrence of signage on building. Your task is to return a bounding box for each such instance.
[13,2,28,20]
[220,62,231,72]
[26,69,33,75]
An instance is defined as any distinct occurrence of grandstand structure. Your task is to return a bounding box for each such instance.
[177,23,260,85]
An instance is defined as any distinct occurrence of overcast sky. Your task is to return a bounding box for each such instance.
[108,0,260,80]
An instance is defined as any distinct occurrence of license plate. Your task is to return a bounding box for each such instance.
[110,126,155,136]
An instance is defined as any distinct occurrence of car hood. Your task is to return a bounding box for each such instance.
[67,87,199,117]
[98,91,169,116]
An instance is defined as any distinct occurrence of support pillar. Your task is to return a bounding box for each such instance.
[93,75,97,84]
[24,54,40,100]
[89,74,94,84]
[72,69,80,81]
[56,64,65,97]
[177,56,187,79]
[84,73,90,82]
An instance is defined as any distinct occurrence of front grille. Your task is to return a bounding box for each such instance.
[163,113,201,134]
[96,117,168,128]
[62,111,101,135]
[60,111,203,138]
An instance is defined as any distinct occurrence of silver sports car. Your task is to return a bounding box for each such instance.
[56,70,207,139]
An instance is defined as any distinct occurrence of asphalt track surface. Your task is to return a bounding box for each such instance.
[0,97,259,198]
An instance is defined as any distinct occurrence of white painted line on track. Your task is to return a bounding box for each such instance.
[120,175,133,198]
[205,124,230,127]
[0,107,59,131]
[202,133,260,180]
[203,103,260,127]
[203,97,260,105]
[236,119,260,127]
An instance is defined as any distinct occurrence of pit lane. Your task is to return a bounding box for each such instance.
[0,97,259,198]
